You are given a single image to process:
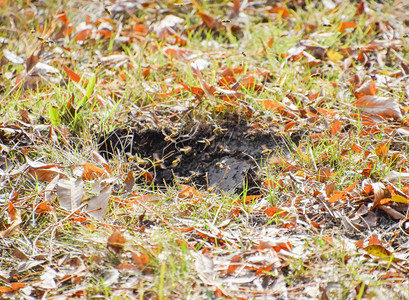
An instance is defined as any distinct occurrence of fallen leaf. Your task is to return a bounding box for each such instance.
[81,163,108,181]
[56,177,84,211]
[364,245,394,261]
[132,253,149,269]
[226,255,242,275]
[107,230,126,253]
[355,80,376,97]
[326,49,343,63]
[338,22,357,33]
[86,182,112,220]
[354,95,402,120]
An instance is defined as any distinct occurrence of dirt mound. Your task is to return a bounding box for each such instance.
[99,117,291,194]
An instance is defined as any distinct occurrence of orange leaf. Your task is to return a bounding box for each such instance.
[338,22,357,33]
[74,29,92,42]
[375,143,389,159]
[132,253,149,269]
[355,239,364,249]
[258,99,280,110]
[330,120,342,135]
[355,1,365,16]
[62,65,81,83]
[368,235,380,245]
[178,185,203,202]
[174,226,194,232]
[244,195,262,202]
[8,202,18,221]
[328,191,345,203]
[141,171,153,184]
[226,255,242,275]
[269,5,289,17]
[81,163,108,181]
[107,230,126,253]
[345,180,359,193]
[352,143,362,153]
[264,207,289,218]
[272,241,292,252]
[35,201,51,213]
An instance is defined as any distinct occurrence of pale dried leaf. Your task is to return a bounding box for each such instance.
[32,267,57,289]
[3,49,24,65]
[194,252,216,285]
[56,178,84,211]
[86,183,112,220]
[372,182,386,207]
[385,170,409,183]
[354,95,402,120]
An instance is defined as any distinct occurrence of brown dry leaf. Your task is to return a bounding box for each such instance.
[226,255,242,275]
[325,182,336,197]
[316,167,333,182]
[92,150,110,173]
[82,163,108,181]
[1,206,22,238]
[197,12,222,30]
[354,95,402,120]
[375,143,389,159]
[377,205,405,220]
[124,170,135,194]
[132,253,149,269]
[26,158,65,182]
[56,177,84,211]
[107,230,126,253]
[355,80,376,97]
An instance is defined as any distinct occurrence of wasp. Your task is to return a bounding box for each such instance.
[180,146,192,155]
[261,145,272,155]
[127,154,149,166]
[172,155,182,167]
[198,136,215,149]
[213,126,227,134]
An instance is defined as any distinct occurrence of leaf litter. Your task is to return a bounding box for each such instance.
[1,0,409,299]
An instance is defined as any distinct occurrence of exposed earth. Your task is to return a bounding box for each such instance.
[99,114,293,194]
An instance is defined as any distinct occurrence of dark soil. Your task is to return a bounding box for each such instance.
[99,116,294,194]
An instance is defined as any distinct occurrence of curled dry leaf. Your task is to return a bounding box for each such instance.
[355,80,376,97]
[372,182,387,207]
[354,95,403,120]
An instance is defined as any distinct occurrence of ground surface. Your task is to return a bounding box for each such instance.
[100,115,291,193]
[1,0,409,299]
